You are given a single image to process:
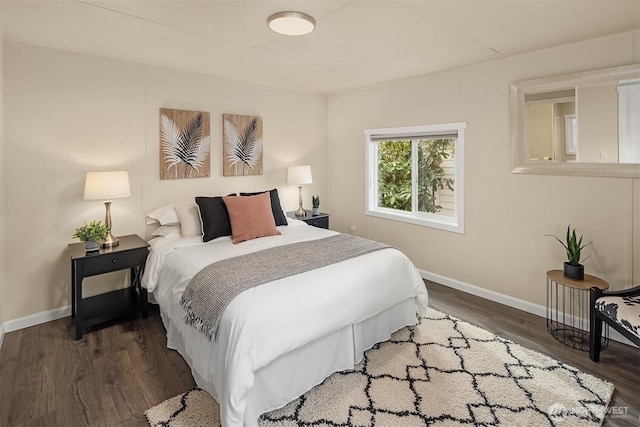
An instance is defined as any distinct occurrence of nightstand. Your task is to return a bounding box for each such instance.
[287,210,330,229]
[67,234,150,339]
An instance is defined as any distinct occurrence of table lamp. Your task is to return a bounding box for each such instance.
[287,165,312,218]
[83,171,131,247]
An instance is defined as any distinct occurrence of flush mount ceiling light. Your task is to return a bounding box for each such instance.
[268,11,315,36]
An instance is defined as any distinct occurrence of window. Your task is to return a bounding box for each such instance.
[365,122,466,233]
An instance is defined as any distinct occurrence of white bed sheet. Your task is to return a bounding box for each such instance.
[142,220,428,427]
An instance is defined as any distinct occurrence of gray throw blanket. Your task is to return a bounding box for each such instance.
[181,234,389,340]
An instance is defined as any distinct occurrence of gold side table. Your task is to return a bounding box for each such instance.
[546,270,609,351]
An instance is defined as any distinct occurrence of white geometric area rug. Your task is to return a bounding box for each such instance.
[146,308,614,427]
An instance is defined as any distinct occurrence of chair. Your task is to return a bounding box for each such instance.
[589,285,640,362]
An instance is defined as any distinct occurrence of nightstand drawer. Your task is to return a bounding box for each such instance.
[82,249,145,276]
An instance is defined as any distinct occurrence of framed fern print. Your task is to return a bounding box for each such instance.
[159,108,211,180]
[223,114,263,176]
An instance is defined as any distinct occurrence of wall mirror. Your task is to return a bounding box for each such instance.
[511,64,640,178]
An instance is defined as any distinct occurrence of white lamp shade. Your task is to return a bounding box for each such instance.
[83,171,131,200]
[287,165,313,185]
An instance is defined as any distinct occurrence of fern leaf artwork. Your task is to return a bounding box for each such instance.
[223,114,263,176]
[159,108,211,179]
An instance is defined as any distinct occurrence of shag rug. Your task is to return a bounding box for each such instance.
[146,308,614,427]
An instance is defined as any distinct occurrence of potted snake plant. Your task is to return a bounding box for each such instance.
[312,195,320,216]
[546,225,592,280]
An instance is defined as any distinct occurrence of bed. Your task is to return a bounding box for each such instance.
[142,204,428,427]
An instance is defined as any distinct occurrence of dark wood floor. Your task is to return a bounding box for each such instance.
[0,280,638,426]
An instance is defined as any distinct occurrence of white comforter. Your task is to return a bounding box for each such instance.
[142,220,428,426]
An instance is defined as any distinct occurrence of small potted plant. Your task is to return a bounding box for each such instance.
[73,220,108,252]
[312,195,320,216]
[546,225,592,280]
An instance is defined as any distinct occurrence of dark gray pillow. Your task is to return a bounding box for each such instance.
[239,188,288,226]
[196,195,234,242]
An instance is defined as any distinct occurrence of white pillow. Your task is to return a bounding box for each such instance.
[150,224,182,239]
[146,204,180,225]
[175,202,202,237]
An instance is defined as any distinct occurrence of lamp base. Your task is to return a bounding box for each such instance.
[102,232,119,248]
[295,185,306,218]
[102,200,119,247]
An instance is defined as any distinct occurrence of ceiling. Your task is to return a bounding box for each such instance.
[2,1,639,94]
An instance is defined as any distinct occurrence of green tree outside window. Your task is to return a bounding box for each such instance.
[378,138,454,213]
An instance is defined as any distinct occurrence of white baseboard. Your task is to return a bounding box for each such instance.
[419,269,635,347]
[420,270,548,318]
[2,305,71,334]
[0,273,634,351]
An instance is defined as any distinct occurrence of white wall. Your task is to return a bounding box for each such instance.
[0,1,5,339]
[526,103,553,159]
[2,30,639,328]
[327,30,640,307]
[2,41,327,323]
[578,83,619,163]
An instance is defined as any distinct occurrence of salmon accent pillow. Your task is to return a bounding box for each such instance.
[222,193,281,244]
[239,188,288,226]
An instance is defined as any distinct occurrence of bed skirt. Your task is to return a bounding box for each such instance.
[158,298,418,427]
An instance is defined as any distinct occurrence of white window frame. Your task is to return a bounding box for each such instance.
[365,122,466,234]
